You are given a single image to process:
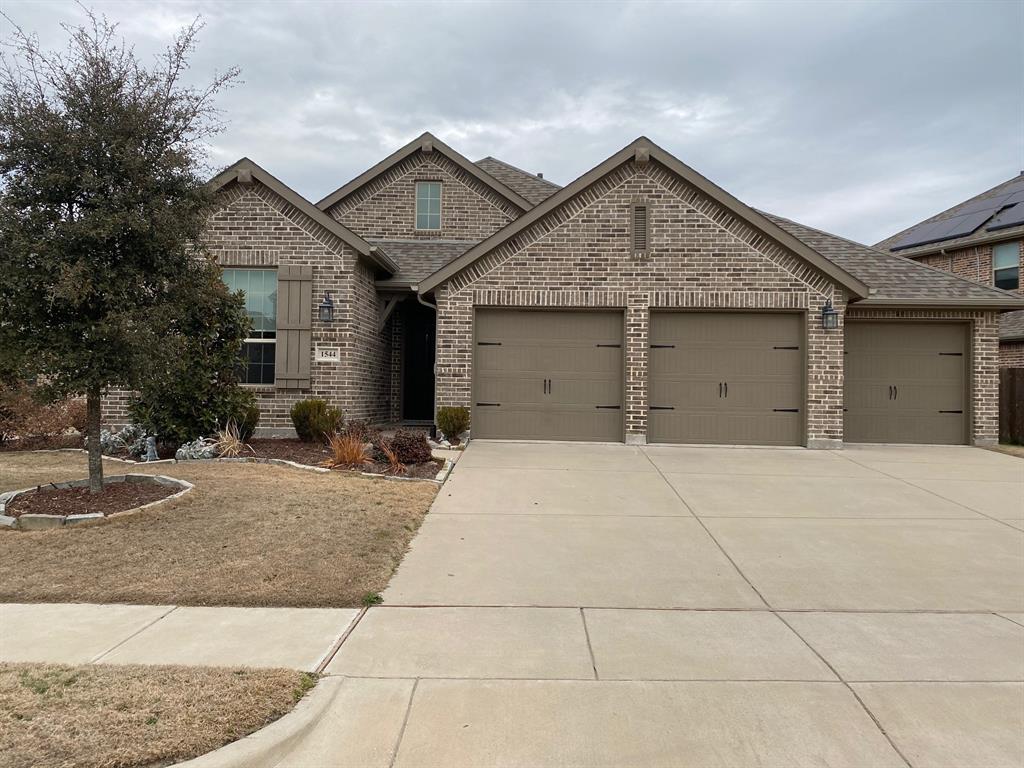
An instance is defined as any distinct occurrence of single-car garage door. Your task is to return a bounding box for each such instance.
[844,322,968,445]
[473,309,623,441]
[648,312,804,445]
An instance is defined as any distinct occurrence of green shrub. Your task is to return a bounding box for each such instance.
[436,406,470,443]
[385,429,433,465]
[227,401,260,441]
[128,265,253,449]
[341,419,380,444]
[290,399,343,442]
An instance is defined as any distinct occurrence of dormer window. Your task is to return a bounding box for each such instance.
[415,181,441,230]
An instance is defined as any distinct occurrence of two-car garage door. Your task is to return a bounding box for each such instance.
[473,309,804,445]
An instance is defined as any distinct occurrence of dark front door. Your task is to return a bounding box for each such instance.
[402,299,436,421]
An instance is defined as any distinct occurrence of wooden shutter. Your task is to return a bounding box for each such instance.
[631,202,649,255]
[275,265,313,389]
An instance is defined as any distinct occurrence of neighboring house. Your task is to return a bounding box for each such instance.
[875,173,1024,368]
[103,133,1024,446]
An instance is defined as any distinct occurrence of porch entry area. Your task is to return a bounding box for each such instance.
[393,297,436,422]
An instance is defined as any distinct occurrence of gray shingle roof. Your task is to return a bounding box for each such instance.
[762,212,1024,306]
[874,173,1024,257]
[475,157,561,206]
[1002,310,1024,341]
[371,239,477,286]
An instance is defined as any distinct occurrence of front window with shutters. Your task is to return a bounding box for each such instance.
[993,241,1020,291]
[222,268,277,384]
[415,181,441,230]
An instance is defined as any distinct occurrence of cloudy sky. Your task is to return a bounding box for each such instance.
[4,0,1022,244]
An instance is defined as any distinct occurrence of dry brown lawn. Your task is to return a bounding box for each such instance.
[0,451,437,607]
[989,443,1024,459]
[0,662,313,768]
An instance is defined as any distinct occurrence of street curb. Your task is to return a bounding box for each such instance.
[175,676,344,768]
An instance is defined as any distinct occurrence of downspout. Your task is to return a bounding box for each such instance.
[414,288,439,433]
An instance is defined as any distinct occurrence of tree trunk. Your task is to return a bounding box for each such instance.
[86,385,104,493]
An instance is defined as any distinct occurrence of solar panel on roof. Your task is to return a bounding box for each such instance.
[987,202,1024,231]
[893,210,991,249]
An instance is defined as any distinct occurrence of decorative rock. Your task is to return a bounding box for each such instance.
[0,515,17,528]
[18,514,65,530]
[66,513,105,526]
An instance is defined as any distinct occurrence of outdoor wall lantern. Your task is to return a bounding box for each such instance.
[318,291,334,323]
[821,299,839,330]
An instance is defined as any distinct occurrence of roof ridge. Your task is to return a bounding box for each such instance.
[763,209,1024,302]
[476,156,561,189]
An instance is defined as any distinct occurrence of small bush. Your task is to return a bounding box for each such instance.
[0,384,82,444]
[230,401,260,442]
[340,419,380,445]
[321,433,372,469]
[65,399,88,433]
[175,437,217,460]
[289,399,343,442]
[386,429,433,465]
[214,421,252,458]
[376,438,405,475]
[436,406,470,444]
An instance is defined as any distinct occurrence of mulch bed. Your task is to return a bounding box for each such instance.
[246,438,442,479]
[5,482,176,519]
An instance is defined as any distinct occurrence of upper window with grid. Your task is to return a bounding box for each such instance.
[415,181,441,230]
[993,241,1020,291]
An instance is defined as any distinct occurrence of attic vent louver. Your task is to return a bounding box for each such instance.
[631,202,650,256]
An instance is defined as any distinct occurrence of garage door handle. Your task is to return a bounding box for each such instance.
[773,408,799,413]
[650,406,675,410]
[596,343,621,348]
[477,341,502,346]
[650,344,675,349]
[894,385,898,400]
[888,385,894,400]
[939,352,963,356]
[476,402,500,407]
[595,405,621,409]
[939,410,963,414]
[719,382,723,398]
[773,346,799,350]
[724,382,728,398]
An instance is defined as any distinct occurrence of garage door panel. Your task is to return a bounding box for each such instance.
[473,310,623,442]
[649,312,804,446]
[844,323,967,445]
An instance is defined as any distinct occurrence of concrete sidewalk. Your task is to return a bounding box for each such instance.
[0,603,357,670]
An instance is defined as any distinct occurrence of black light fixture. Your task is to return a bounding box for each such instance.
[821,299,839,330]
[318,291,334,323]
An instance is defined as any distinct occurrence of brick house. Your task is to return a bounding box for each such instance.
[104,133,1023,446]
[875,173,1024,368]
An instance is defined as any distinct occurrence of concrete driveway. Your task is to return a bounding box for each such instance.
[315,443,1023,766]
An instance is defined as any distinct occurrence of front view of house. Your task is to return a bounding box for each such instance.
[103,133,1024,447]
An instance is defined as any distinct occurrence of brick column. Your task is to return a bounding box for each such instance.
[624,297,649,444]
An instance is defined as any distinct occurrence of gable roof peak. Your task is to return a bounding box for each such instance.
[418,137,868,296]
[315,132,534,213]
[209,157,397,274]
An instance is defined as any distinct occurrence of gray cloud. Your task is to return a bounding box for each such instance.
[5,0,1021,243]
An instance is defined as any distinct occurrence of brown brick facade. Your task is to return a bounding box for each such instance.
[434,159,848,447]
[325,150,522,241]
[1001,341,1024,368]
[103,179,395,436]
